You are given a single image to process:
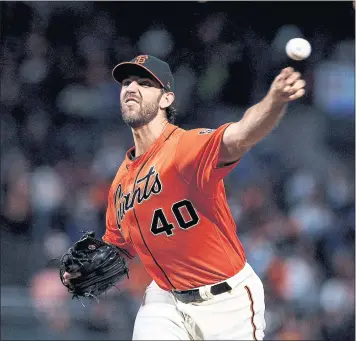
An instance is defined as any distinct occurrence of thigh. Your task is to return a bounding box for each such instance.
[132,281,191,340]
[231,272,266,340]
[226,270,266,340]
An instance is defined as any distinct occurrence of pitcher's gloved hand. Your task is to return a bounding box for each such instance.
[59,232,129,299]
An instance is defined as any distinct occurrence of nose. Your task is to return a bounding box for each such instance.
[125,80,139,92]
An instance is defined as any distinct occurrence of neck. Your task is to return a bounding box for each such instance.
[131,115,169,157]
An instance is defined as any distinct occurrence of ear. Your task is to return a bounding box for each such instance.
[159,92,175,109]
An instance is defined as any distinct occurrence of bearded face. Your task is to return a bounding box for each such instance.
[120,77,164,129]
[121,95,161,129]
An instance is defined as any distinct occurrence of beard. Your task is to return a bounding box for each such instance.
[121,100,160,129]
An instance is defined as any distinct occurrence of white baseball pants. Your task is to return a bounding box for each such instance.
[132,263,266,340]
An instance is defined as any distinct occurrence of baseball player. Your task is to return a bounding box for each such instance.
[63,55,306,340]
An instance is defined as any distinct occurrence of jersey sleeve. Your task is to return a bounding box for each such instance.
[174,122,240,194]
[102,187,137,259]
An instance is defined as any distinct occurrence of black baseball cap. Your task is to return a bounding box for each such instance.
[112,55,174,92]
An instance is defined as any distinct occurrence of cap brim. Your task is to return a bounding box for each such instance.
[112,62,165,88]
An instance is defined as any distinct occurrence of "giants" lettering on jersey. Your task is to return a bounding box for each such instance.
[115,166,162,225]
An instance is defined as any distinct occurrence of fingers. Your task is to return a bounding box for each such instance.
[273,67,306,102]
[290,79,306,92]
[275,67,293,83]
[281,67,294,79]
[285,71,301,85]
[63,271,81,285]
[288,88,305,101]
[282,79,306,94]
[63,271,81,279]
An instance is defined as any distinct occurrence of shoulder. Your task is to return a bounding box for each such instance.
[178,125,226,145]
[174,123,233,158]
[179,127,217,139]
[173,127,217,160]
[195,128,217,135]
[169,124,218,140]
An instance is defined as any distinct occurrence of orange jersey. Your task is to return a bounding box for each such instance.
[103,123,246,291]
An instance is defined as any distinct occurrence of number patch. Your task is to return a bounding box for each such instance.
[151,209,175,236]
[151,200,199,236]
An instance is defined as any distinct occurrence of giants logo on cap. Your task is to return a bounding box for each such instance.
[135,55,148,64]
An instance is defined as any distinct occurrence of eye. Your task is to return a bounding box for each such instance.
[122,80,131,87]
[139,80,151,87]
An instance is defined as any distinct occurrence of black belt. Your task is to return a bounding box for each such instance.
[172,281,232,303]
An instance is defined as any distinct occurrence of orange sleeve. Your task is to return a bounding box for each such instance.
[174,123,240,194]
[102,187,137,259]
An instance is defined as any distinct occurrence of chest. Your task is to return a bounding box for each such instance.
[113,155,195,239]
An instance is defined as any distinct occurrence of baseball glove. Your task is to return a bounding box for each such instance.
[59,232,129,299]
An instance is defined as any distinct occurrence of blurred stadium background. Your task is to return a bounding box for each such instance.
[0,1,355,340]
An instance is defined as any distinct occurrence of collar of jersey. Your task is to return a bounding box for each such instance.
[125,123,179,169]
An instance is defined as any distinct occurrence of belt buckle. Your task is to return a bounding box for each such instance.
[185,290,204,303]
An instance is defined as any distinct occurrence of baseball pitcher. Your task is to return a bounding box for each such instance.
[61,55,306,340]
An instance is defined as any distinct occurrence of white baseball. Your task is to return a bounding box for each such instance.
[286,38,312,61]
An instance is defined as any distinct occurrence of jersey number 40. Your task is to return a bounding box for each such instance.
[150,199,199,236]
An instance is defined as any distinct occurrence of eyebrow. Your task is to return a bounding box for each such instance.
[125,77,153,82]
[123,77,160,87]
